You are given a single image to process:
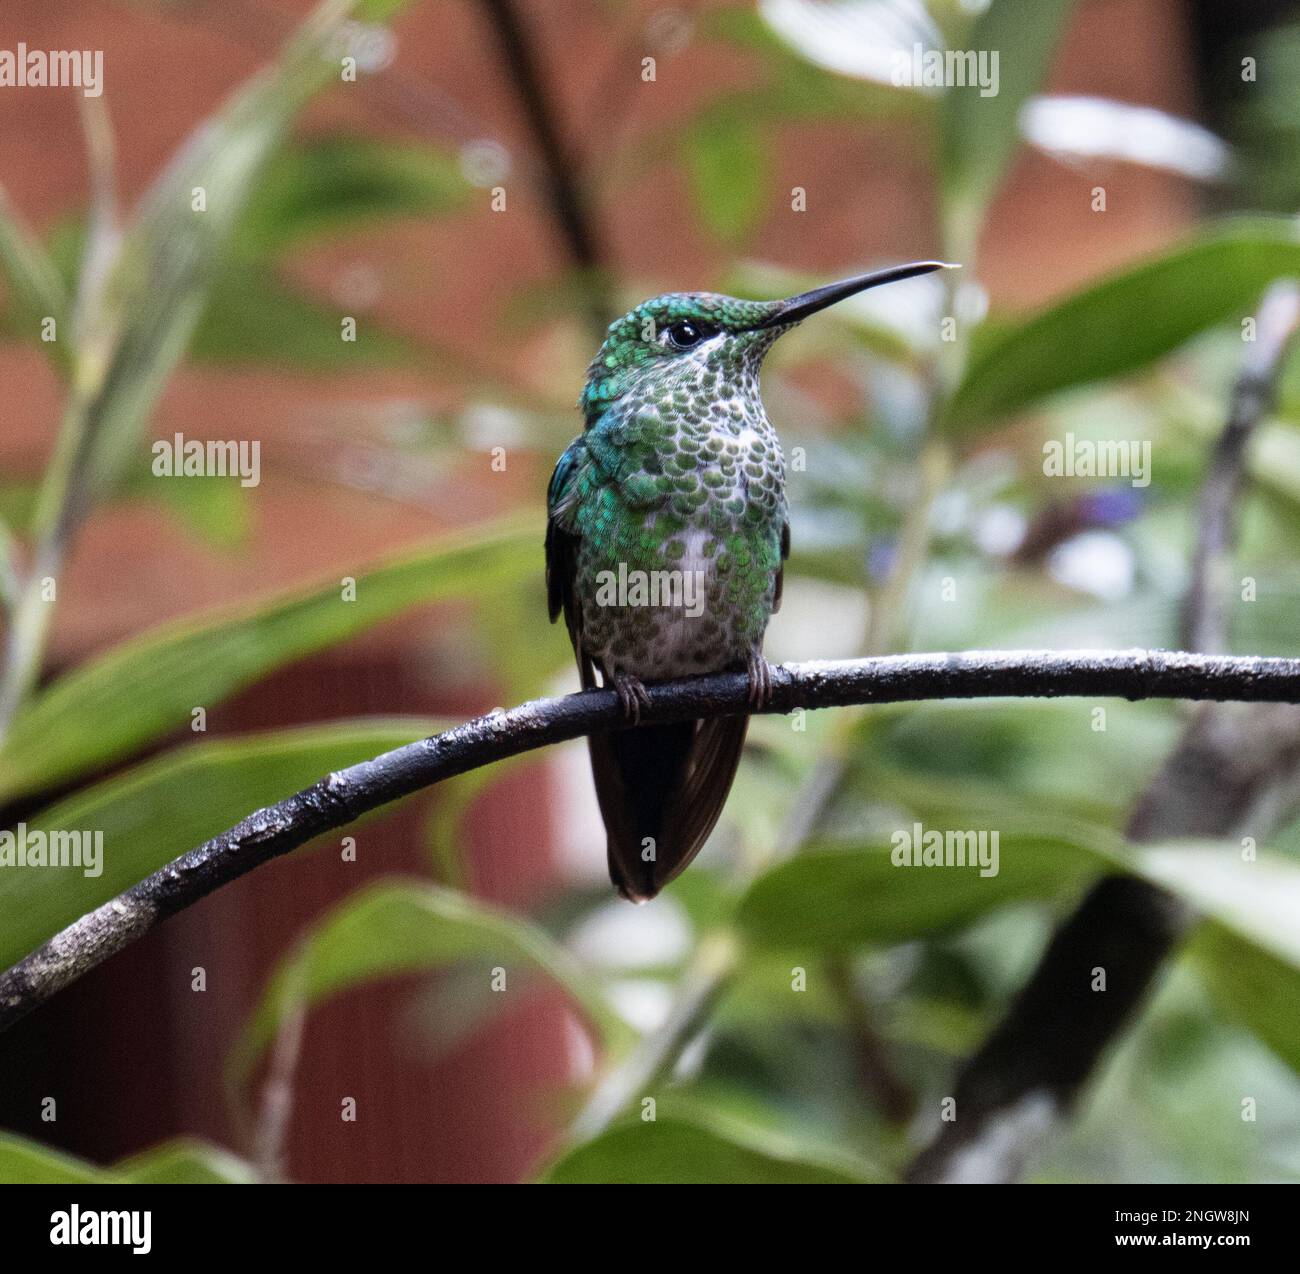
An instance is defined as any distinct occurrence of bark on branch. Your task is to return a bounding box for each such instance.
[2,649,1300,1036]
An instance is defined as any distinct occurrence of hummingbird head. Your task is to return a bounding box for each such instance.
[580,260,955,422]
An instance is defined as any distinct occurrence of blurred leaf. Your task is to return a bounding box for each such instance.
[0,516,535,802]
[941,0,1076,240]
[1136,844,1300,968]
[0,718,447,970]
[354,0,411,19]
[22,196,423,373]
[855,698,1182,827]
[152,472,252,548]
[736,830,1115,951]
[1138,844,1300,1078]
[234,136,467,257]
[229,880,632,1092]
[884,995,986,1057]
[757,0,940,86]
[946,220,1300,430]
[1022,96,1229,182]
[190,262,413,368]
[1252,422,1300,507]
[709,7,917,123]
[473,573,571,704]
[0,516,16,610]
[542,1115,875,1184]
[683,111,769,245]
[714,948,843,1029]
[408,958,527,1057]
[33,0,412,531]
[1191,922,1300,1078]
[114,1138,257,1184]
[0,184,68,358]
[0,1132,107,1184]
[0,1130,256,1184]
[0,481,39,535]
[37,214,85,294]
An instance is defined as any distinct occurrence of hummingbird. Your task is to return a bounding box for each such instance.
[546,261,952,901]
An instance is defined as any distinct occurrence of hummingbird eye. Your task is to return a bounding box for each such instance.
[663,318,715,350]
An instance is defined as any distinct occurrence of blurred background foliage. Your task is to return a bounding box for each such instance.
[2,0,1300,1184]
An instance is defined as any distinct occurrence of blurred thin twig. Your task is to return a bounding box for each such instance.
[249,960,309,1183]
[1183,282,1300,654]
[565,929,739,1145]
[826,955,916,1125]
[476,0,613,335]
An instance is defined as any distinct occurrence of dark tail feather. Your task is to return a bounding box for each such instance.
[589,715,749,902]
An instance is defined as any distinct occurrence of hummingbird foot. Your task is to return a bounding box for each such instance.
[612,673,652,725]
[746,652,775,710]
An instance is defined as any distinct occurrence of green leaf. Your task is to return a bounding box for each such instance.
[228,880,631,1092]
[0,515,17,610]
[712,7,919,123]
[151,472,252,548]
[234,136,467,257]
[0,1131,255,1184]
[542,1116,874,1184]
[114,1138,257,1184]
[1136,843,1300,967]
[354,0,412,20]
[0,516,535,802]
[1136,843,1300,1078]
[1191,922,1300,1077]
[33,0,410,527]
[472,572,572,704]
[941,0,1077,239]
[683,111,769,245]
[0,1132,109,1184]
[190,262,414,369]
[736,829,1114,950]
[0,480,39,535]
[0,719,448,970]
[945,220,1300,430]
[0,183,68,354]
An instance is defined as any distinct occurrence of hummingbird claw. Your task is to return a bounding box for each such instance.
[613,673,651,725]
[746,653,775,710]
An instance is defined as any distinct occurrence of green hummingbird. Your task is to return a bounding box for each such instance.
[546,261,952,901]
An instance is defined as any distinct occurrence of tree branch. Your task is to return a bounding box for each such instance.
[3,650,1300,1036]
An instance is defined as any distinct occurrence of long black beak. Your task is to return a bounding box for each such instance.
[753,260,958,328]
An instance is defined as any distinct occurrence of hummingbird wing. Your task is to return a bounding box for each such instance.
[545,439,597,688]
[773,517,790,613]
